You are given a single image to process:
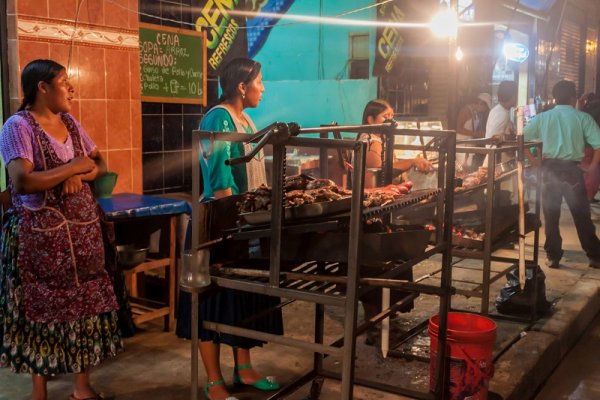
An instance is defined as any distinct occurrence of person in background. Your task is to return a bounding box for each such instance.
[477,81,518,179]
[176,58,283,400]
[358,99,432,188]
[0,59,122,400]
[486,81,518,141]
[578,92,600,203]
[455,93,491,172]
[524,80,600,269]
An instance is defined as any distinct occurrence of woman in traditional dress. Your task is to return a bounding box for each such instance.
[0,59,122,400]
[176,58,283,400]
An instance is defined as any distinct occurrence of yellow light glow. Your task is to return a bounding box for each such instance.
[430,8,458,38]
[586,39,597,54]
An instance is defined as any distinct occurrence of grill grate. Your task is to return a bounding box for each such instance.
[362,188,442,218]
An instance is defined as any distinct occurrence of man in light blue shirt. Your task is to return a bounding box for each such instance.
[524,80,600,269]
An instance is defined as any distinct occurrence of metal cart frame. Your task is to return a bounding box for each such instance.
[184,122,456,399]
[451,138,543,315]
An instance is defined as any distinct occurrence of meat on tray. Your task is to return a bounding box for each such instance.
[454,164,510,192]
[363,182,413,207]
[284,174,311,191]
[238,184,273,213]
[306,178,336,190]
[238,175,413,214]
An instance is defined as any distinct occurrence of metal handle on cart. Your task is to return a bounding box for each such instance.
[225,122,301,166]
[198,133,215,160]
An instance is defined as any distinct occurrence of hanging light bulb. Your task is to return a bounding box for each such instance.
[455,46,464,61]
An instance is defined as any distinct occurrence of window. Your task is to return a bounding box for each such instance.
[349,33,369,79]
[458,0,475,22]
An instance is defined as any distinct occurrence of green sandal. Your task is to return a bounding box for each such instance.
[203,380,238,400]
[233,363,280,391]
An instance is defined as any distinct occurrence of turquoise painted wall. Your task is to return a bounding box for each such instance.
[246,0,378,130]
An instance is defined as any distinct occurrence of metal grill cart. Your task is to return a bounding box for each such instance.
[183,122,456,399]
[449,138,543,315]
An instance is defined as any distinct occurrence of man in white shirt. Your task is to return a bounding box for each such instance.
[477,80,519,170]
[486,81,518,140]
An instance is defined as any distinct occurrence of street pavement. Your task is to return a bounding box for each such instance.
[534,312,600,400]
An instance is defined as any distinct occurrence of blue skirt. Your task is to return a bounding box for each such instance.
[176,288,283,348]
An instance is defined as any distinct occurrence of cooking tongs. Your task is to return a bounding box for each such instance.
[225,122,301,166]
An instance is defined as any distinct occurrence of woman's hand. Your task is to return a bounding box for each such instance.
[62,175,84,194]
[69,156,96,175]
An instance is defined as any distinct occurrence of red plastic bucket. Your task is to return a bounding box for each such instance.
[429,312,496,400]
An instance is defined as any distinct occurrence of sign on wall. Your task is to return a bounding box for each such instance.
[139,22,207,104]
[194,0,249,75]
[373,0,406,76]
[246,0,296,58]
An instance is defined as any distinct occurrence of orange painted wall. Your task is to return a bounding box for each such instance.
[6,0,142,194]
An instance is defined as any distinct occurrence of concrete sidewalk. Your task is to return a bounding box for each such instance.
[489,201,600,400]
[1,202,599,399]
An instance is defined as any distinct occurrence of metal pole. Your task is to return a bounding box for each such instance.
[340,141,366,399]
[533,143,542,265]
[191,290,199,400]
[270,144,286,286]
[383,126,394,185]
[434,128,456,399]
[482,150,495,314]
[319,131,329,178]
[191,133,201,252]
[314,303,324,373]
[516,114,526,289]
[189,131,203,400]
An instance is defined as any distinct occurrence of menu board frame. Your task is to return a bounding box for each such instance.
[139,22,207,105]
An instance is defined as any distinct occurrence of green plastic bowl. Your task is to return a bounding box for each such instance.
[93,172,118,198]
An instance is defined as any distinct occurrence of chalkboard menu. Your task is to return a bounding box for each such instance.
[139,23,206,105]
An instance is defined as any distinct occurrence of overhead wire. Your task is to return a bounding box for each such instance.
[67,0,85,75]
[102,0,399,31]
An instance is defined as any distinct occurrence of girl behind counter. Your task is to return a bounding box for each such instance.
[357,99,432,345]
[176,58,283,400]
[0,59,122,400]
[359,99,431,188]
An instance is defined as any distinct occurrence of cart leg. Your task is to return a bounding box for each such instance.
[340,269,359,399]
[314,303,324,373]
[309,377,324,399]
[341,299,356,400]
[191,291,199,400]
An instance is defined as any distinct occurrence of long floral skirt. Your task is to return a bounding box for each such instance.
[0,214,123,376]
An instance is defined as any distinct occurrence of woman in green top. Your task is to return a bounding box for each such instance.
[176,58,282,400]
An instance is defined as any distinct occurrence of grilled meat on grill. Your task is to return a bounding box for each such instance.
[284,175,311,191]
[305,188,344,202]
[238,179,413,214]
[238,184,272,213]
[285,190,316,206]
[306,178,336,190]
